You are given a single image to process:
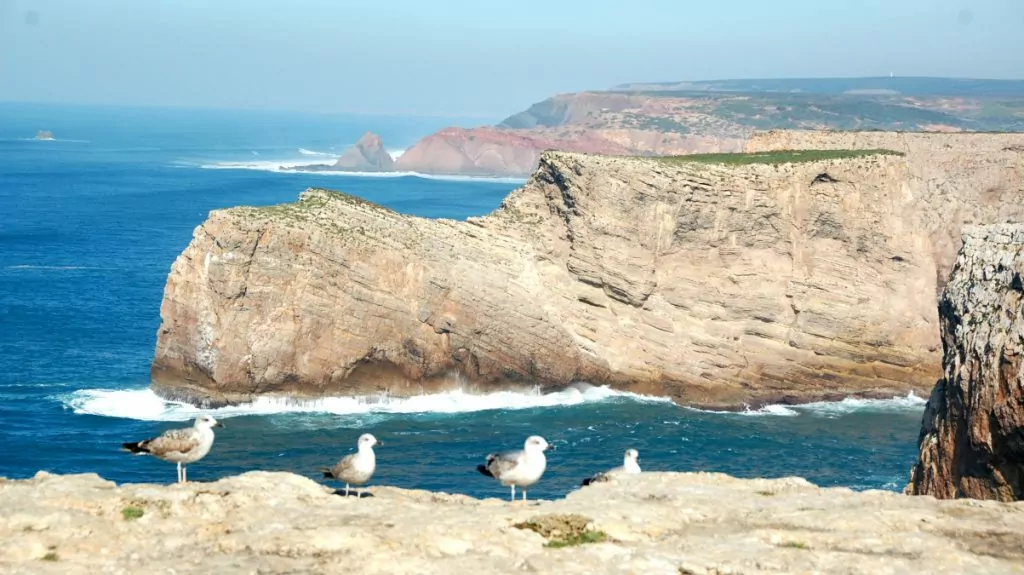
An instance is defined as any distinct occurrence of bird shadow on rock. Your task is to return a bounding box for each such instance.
[331,489,375,498]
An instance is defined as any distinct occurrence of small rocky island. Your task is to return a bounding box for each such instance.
[33,130,54,141]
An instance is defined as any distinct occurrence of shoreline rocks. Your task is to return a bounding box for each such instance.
[2,470,1022,574]
[906,224,1024,501]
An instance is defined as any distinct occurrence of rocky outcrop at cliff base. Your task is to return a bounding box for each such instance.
[3,471,1023,574]
[907,224,1024,501]
[151,146,1024,408]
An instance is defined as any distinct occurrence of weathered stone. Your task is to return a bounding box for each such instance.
[152,143,1024,409]
[1,471,1022,574]
[906,224,1024,501]
[332,132,395,172]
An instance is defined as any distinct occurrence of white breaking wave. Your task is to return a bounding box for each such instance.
[196,159,526,183]
[298,148,336,158]
[60,385,671,422]
[686,392,926,418]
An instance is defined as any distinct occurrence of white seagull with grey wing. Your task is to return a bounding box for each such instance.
[477,435,553,501]
[121,415,222,483]
[581,448,641,486]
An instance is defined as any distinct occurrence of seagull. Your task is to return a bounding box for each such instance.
[581,448,641,486]
[122,414,223,484]
[477,435,553,501]
[321,433,381,497]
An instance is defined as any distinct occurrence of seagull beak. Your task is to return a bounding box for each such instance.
[546,444,555,451]
[215,422,225,428]
[376,440,383,447]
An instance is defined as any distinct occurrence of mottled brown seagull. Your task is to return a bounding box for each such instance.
[122,414,223,483]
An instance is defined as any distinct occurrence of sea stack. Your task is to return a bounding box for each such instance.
[906,224,1024,501]
[33,130,54,141]
[332,132,395,172]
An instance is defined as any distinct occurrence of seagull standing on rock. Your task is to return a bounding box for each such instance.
[581,448,641,486]
[121,414,223,484]
[321,433,381,497]
[477,435,553,502]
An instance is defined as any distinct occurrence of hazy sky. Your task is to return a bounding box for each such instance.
[1,0,1022,117]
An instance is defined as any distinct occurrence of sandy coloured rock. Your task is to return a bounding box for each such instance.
[151,139,1024,408]
[906,224,1024,501]
[1,470,1022,574]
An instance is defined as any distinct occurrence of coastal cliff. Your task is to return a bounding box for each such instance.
[150,147,1024,408]
[747,131,1024,286]
[906,224,1024,501]
[3,471,1022,573]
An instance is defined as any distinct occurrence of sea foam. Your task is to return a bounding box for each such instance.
[195,158,525,183]
[686,392,926,418]
[61,385,672,422]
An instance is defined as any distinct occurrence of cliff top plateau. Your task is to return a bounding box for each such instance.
[3,470,1023,574]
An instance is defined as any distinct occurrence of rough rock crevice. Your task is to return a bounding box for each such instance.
[907,224,1024,501]
[153,142,1024,409]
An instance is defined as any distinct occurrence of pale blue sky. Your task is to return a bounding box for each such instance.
[1,0,1022,117]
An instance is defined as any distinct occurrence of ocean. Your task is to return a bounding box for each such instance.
[0,102,926,498]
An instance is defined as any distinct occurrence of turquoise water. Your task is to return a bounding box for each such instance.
[0,103,926,498]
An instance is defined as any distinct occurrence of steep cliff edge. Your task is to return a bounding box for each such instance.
[152,149,1019,408]
[747,131,1024,287]
[906,224,1024,501]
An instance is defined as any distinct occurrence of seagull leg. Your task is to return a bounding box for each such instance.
[176,462,182,484]
[182,465,188,483]
[345,483,350,497]
[510,485,515,502]
[522,489,527,502]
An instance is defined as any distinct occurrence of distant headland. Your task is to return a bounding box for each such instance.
[288,76,1024,178]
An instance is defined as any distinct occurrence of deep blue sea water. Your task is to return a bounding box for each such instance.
[0,103,926,498]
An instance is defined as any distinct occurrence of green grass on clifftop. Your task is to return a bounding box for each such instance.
[653,149,903,166]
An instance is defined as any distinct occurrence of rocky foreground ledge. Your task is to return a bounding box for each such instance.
[2,471,1022,574]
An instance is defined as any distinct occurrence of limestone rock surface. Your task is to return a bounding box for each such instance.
[152,146,1024,408]
[907,224,1024,501]
[2,471,1023,574]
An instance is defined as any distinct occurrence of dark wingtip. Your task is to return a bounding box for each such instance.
[320,468,333,479]
[121,441,147,454]
[580,477,593,487]
[476,464,493,478]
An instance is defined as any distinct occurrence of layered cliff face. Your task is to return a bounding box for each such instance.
[748,131,1024,288]
[906,225,1024,501]
[152,149,1019,408]
[332,132,395,172]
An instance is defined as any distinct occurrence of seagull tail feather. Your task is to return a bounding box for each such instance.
[320,468,334,478]
[476,464,494,478]
[121,441,149,455]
